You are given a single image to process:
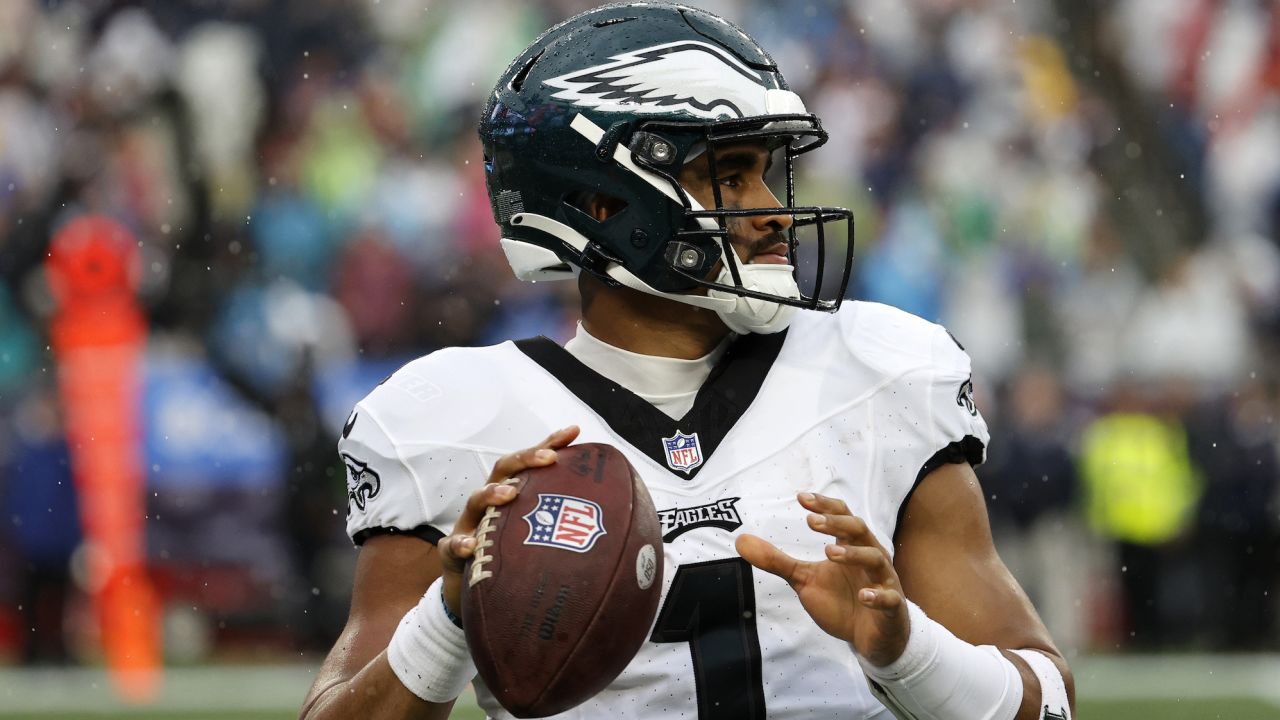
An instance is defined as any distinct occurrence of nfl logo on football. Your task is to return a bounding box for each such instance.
[662,431,703,473]
[523,494,607,552]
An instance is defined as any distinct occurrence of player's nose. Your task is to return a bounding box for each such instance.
[749,184,793,234]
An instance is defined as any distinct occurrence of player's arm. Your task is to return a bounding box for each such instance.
[738,469,1074,719]
[298,534,452,720]
[299,427,580,720]
[894,461,1075,718]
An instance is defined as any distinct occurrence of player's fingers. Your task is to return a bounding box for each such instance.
[807,512,886,551]
[824,544,895,583]
[489,447,557,484]
[438,534,477,573]
[488,426,578,483]
[857,586,905,616]
[798,492,851,517]
[540,424,581,450]
[456,481,520,534]
[736,534,811,587]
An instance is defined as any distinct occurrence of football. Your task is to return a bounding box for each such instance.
[461,442,663,718]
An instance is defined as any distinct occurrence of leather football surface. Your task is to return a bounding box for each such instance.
[462,442,663,718]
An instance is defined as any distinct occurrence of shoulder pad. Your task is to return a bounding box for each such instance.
[358,345,514,453]
[835,301,951,376]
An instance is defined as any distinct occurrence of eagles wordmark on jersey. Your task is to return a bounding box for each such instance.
[340,302,987,720]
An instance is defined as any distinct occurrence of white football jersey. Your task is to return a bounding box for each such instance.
[339,301,989,720]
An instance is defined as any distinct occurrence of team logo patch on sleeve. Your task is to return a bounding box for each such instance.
[523,494,607,552]
[341,453,381,514]
[661,430,704,473]
[957,377,978,416]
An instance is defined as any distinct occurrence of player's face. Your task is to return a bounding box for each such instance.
[677,142,794,268]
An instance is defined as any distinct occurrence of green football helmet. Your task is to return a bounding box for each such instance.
[479,2,853,334]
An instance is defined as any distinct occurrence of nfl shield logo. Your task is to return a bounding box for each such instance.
[522,494,607,553]
[662,431,703,473]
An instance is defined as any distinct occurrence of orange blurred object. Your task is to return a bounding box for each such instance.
[45,216,160,703]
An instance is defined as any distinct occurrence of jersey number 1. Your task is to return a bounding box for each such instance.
[650,558,766,719]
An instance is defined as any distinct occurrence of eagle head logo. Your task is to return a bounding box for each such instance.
[544,40,770,120]
[342,453,382,514]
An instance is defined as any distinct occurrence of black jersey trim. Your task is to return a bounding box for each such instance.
[352,523,445,547]
[514,330,787,480]
[892,435,986,544]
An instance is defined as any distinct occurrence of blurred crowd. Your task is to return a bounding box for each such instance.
[1,0,1279,665]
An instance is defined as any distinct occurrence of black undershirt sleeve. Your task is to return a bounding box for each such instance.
[351,523,446,547]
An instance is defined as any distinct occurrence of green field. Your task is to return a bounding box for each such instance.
[1079,698,1280,719]
[2,656,1278,719]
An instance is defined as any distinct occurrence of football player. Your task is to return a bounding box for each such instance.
[300,3,1075,719]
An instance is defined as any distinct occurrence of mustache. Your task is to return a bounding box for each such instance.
[748,231,791,256]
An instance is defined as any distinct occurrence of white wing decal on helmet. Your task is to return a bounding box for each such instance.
[544,40,769,120]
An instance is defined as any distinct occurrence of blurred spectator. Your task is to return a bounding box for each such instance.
[1185,382,1280,649]
[981,367,1085,652]
[1057,219,1144,398]
[1080,388,1203,649]
[1121,248,1253,391]
[0,387,81,664]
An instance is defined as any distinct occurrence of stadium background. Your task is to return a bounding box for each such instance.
[1,0,1278,717]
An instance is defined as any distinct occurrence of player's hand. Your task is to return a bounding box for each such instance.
[438,425,580,617]
[736,492,910,667]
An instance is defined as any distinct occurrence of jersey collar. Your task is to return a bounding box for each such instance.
[515,330,787,480]
[564,322,729,418]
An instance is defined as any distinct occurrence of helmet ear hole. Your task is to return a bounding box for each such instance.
[566,191,629,223]
[509,49,543,92]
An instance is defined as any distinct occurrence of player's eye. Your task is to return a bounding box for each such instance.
[717,174,741,189]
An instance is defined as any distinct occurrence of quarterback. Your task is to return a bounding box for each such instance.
[300,4,1075,720]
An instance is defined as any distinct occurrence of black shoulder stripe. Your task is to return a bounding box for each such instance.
[892,436,986,544]
[352,524,446,547]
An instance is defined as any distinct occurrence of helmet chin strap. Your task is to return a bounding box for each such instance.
[707,252,799,335]
[506,212,799,335]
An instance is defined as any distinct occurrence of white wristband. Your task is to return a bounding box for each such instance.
[859,600,1023,720]
[387,577,476,703]
[1010,649,1072,720]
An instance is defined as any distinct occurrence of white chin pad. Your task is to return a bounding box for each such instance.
[708,263,800,335]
